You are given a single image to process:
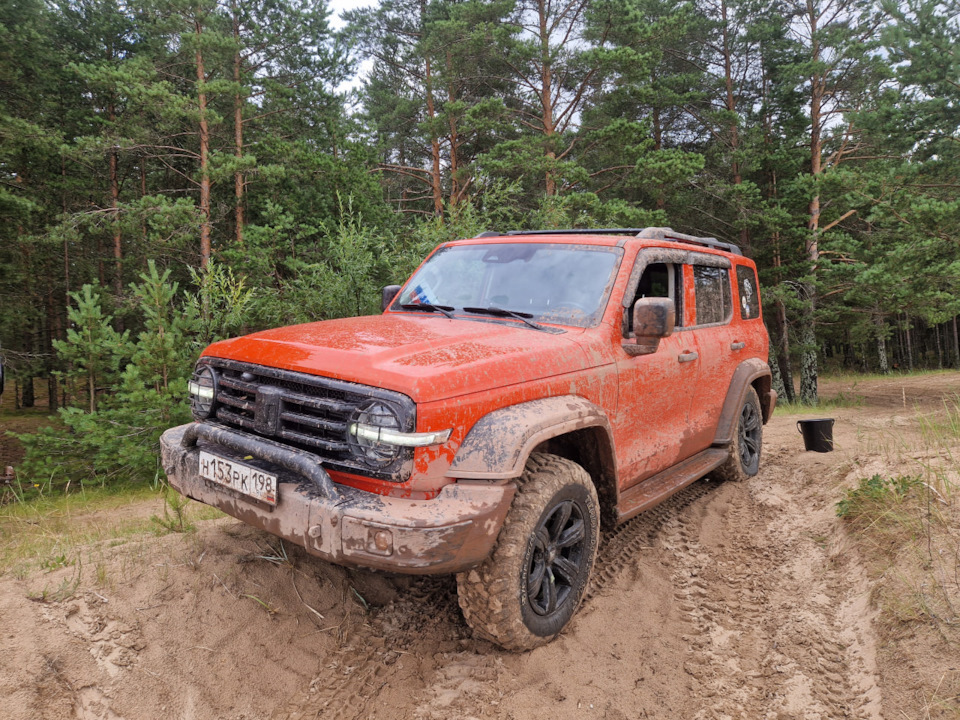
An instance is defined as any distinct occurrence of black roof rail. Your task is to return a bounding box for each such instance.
[473,231,502,238]
[503,228,742,255]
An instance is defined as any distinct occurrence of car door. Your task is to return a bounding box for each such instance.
[686,259,739,449]
[614,251,701,488]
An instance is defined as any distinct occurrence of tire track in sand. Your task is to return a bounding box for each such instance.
[270,576,457,720]
[586,480,720,602]
[663,469,881,720]
[273,481,724,720]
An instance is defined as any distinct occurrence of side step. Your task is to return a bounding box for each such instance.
[616,448,728,524]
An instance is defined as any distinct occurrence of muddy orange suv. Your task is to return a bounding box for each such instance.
[160,227,775,650]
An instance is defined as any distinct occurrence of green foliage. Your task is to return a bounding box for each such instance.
[128,261,198,392]
[2,0,960,492]
[836,474,921,521]
[15,265,199,489]
[284,198,391,321]
[52,285,129,413]
[151,485,195,534]
[188,261,255,347]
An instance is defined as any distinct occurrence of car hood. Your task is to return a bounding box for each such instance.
[203,313,598,403]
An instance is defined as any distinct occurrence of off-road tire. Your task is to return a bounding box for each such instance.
[715,386,762,482]
[456,452,600,652]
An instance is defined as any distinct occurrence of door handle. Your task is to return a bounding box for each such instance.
[678,351,699,363]
[730,341,745,351]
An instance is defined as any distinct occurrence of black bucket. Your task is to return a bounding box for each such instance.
[797,418,835,452]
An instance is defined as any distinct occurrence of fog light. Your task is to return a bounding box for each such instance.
[374,530,392,552]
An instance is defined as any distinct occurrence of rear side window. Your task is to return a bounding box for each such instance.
[736,265,760,319]
[693,265,731,325]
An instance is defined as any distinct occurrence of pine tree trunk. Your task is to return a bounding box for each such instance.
[538,0,556,196]
[424,56,443,216]
[418,0,443,216]
[96,236,106,285]
[445,52,460,208]
[719,0,750,249]
[875,313,888,373]
[653,106,666,210]
[195,20,212,268]
[769,347,786,401]
[774,298,795,402]
[904,317,913,371]
[936,322,943,369]
[800,5,822,404]
[721,0,739,186]
[233,2,245,244]
[63,236,70,303]
[47,376,58,412]
[896,324,904,369]
[51,297,63,408]
[798,307,818,403]
[108,102,122,296]
[45,279,59,411]
[952,316,959,369]
[62,153,71,305]
[23,376,35,408]
[88,369,96,413]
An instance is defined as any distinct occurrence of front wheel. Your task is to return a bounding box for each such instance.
[456,453,600,651]
[715,386,763,482]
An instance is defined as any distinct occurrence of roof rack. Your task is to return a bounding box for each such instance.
[498,228,742,255]
[635,227,742,256]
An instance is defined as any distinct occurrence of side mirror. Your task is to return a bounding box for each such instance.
[628,297,675,356]
[381,285,401,312]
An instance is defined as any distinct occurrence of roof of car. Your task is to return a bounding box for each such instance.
[459,228,742,256]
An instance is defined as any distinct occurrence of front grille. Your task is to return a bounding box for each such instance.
[201,358,416,482]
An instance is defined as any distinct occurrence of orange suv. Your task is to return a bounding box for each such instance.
[160,227,776,650]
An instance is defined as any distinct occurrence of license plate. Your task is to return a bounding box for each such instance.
[198,451,278,505]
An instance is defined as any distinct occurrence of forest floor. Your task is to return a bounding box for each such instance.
[1,372,958,719]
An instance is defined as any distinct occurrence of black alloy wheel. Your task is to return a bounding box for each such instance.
[715,386,763,482]
[738,399,762,473]
[526,499,587,617]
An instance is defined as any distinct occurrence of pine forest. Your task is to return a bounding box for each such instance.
[1,0,959,488]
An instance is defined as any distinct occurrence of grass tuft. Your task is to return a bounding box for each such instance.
[151,485,196,534]
[836,474,922,523]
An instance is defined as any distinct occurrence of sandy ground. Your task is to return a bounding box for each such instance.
[1,372,959,719]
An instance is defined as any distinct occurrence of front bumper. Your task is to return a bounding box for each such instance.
[160,423,515,574]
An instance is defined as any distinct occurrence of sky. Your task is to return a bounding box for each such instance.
[327,0,375,30]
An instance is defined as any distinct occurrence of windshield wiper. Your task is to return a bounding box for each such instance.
[400,302,456,319]
[462,306,552,332]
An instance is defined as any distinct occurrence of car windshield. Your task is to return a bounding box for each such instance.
[394,242,623,328]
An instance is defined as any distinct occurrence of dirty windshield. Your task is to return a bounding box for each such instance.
[394,243,623,328]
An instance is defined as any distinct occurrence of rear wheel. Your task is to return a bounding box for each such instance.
[715,386,762,482]
[456,453,600,651]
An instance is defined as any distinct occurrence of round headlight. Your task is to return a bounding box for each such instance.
[349,401,402,465]
[188,365,218,419]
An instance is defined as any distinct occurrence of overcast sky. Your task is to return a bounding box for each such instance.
[327,0,374,29]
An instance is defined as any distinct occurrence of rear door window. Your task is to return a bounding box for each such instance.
[693,265,732,325]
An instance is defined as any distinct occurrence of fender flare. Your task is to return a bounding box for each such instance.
[712,358,776,446]
[448,396,615,481]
